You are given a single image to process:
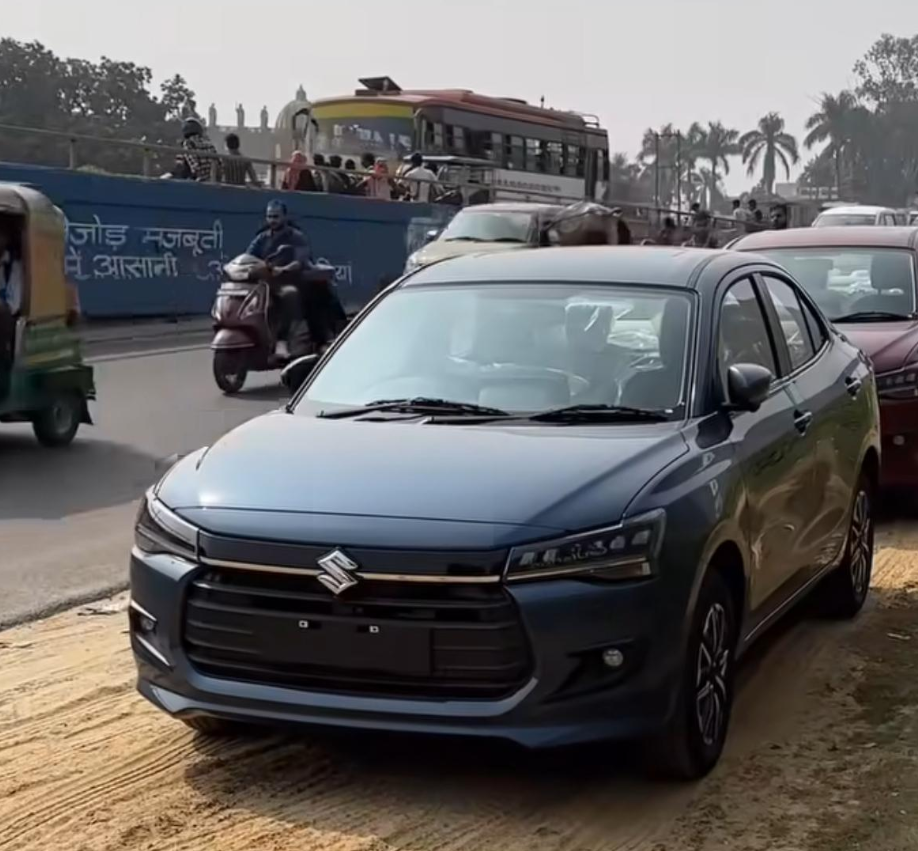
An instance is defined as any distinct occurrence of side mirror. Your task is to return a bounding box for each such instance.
[281,353,320,392]
[424,228,440,243]
[726,363,773,412]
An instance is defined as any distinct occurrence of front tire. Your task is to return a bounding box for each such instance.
[32,393,82,447]
[213,350,248,395]
[819,475,874,619]
[649,570,737,780]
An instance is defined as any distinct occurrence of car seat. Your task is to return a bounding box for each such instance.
[620,299,689,409]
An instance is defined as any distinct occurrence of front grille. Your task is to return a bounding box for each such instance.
[183,568,532,700]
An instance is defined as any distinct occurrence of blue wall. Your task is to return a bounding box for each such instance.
[0,162,455,318]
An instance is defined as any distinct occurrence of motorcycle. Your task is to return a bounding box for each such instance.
[210,251,341,394]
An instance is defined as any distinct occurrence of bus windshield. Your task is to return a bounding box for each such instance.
[313,114,414,161]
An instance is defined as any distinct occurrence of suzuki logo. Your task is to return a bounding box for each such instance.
[316,548,360,596]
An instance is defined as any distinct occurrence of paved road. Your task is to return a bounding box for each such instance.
[0,342,285,627]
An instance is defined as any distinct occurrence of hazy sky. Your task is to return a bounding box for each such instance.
[3,0,912,191]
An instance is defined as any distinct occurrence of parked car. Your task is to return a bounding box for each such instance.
[131,247,879,780]
[731,226,917,490]
[403,202,561,273]
[812,205,900,228]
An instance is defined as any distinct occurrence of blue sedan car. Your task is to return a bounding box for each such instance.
[131,247,880,779]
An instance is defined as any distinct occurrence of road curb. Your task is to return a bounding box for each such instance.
[0,581,130,632]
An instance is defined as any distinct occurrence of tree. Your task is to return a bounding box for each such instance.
[854,33,918,105]
[607,152,646,203]
[740,113,799,194]
[160,75,198,123]
[804,91,866,194]
[696,122,739,208]
[0,38,198,172]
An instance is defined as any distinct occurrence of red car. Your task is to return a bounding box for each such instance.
[732,226,918,489]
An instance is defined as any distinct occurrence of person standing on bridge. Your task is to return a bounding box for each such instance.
[403,152,440,203]
[223,133,260,187]
[180,118,222,183]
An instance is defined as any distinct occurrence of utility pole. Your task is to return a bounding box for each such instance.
[653,130,683,223]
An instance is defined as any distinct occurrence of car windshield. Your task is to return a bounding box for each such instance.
[814,214,877,227]
[758,247,917,321]
[297,283,694,419]
[439,211,535,243]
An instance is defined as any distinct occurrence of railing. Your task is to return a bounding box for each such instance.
[0,121,764,236]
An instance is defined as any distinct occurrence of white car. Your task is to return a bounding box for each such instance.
[813,205,900,228]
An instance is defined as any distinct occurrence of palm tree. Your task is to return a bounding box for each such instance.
[740,113,800,194]
[804,91,863,195]
[608,152,642,199]
[697,121,740,208]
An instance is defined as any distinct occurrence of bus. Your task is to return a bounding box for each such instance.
[306,76,610,203]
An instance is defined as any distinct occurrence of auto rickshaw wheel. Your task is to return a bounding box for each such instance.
[32,393,82,448]
[213,350,248,395]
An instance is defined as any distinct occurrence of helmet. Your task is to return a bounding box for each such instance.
[182,117,204,138]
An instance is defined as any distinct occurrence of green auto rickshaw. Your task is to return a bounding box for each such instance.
[0,184,95,447]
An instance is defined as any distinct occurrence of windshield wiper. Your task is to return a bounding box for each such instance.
[832,310,915,323]
[444,236,484,243]
[319,397,511,420]
[489,237,527,243]
[526,403,672,423]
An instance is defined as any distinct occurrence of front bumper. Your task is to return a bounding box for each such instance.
[879,397,918,487]
[130,550,685,749]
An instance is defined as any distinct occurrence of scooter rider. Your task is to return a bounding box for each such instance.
[247,201,316,355]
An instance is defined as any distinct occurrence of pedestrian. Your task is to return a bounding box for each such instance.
[610,208,632,245]
[657,216,678,245]
[684,210,718,247]
[403,152,440,203]
[746,198,764,231]
[364,159,393,200]
[325,154,349,194]
[770,204,789,230]
[312,153,330,192]
[180,117,222,183]
[223,132,260,186]
[361,152,376,172]
[732,198,748,223]
[282,151,318,193]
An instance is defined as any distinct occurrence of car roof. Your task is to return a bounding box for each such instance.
[732,226,918,251]
[404,245,773,290]
[816,205,891,216]
[455,202,563,215]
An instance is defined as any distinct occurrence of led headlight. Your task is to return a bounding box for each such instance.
[505,510,665,583]
[876,364,918,400]
[135,489,198,560]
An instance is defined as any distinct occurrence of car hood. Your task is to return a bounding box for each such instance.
[840,320,918,374]
[157,412,687,545]
[413,239,531,267]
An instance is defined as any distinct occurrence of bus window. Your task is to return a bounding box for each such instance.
[547,142,563,175]
[507,136,525,169]
[563,144,580,177]
[526,139,542,172]
[491,133,503,164]
[447,126,467,155]
[433,123,445,153]
[576,147,586,178]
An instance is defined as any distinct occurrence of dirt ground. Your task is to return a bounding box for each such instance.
[1,522,917,851]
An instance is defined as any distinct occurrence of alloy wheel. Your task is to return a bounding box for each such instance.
[695,602,730,747]
[849,490,872,599]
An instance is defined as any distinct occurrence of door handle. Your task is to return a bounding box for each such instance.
[845,376,862,398]
[794,410,813,435]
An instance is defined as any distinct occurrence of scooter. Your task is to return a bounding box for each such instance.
[210,252,338,394]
